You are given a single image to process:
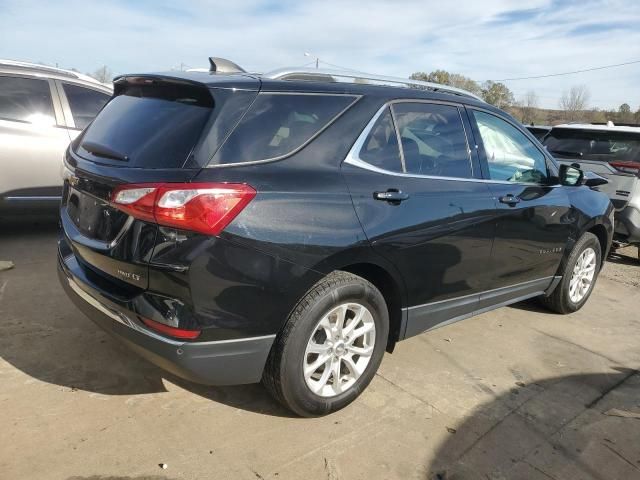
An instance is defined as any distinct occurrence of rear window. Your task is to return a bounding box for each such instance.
[543,128,640,163]
[76,81,214,168]
[210,93,357,165]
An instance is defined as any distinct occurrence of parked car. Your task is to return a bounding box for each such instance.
[526,124,551,141]
[58,58,614,416]
[0,60,112,216]
[542,123,640,260]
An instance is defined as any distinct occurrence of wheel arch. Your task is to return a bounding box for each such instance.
[587,223,611,267]
[339,262,406,353]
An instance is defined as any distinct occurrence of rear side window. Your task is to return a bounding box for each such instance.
[0,76,55,125]
[210,93,357,165]
[392,102,472,178]
[358,107,402,172]
[77,82,213,168]
[62,83,110,129]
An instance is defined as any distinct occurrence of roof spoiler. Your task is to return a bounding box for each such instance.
[208,57,246,74]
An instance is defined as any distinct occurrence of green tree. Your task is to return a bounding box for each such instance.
[481,81,514,109]
[619,103,632,122]
[409,70,481,96]
[410,69,450,85]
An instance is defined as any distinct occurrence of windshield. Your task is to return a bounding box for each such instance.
[543,128,640,163]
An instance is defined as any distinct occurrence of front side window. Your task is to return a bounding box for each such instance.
[210,93,357,165]
[63,83,110,129]
[473,110,548,184]
[0,76,55,125]
[392,102,472,178]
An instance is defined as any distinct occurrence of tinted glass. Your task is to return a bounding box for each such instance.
[211,93,355,165]
[77,83,213,168]
[526,126,550,141]
[392,103,472,178]
[358,107,402,172]
[0,76,55,125]
[543,128,640,163]
[473,111,548,184]
[63,83,110,129]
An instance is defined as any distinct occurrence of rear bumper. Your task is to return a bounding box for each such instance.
[58,249,274,386]
[614,205,640,244]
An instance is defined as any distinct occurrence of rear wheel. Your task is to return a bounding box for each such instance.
[541,232,602,314]
[263,271,388,417]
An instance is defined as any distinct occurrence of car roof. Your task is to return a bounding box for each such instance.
[118,68,489,108]
[0,59,112,92]
[552,123,640,133]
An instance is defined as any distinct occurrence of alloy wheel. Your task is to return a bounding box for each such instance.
[569,247,597,303]
[303,303,376,397]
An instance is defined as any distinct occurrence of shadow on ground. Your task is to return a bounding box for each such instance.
[0,218,292,418]
[607,249,639,266]
[427,368,640,480]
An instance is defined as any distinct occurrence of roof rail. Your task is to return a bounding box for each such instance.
[264,67,484,101]
[0,59,105,86]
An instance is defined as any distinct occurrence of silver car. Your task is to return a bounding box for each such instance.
[0,60,112,216]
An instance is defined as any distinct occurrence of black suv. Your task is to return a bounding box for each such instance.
[59,59,613,416]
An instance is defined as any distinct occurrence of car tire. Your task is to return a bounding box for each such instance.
[540,232,602,314]
[262,271,389,417]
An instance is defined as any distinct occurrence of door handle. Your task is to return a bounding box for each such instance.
[499,194,521,206]
[373,189,410,203]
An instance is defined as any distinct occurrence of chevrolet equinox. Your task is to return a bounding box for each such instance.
[58,58,613,416]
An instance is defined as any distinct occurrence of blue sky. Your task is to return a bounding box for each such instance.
[1,0,639,110]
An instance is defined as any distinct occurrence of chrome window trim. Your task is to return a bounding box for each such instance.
[344,100,560,187]
[205,92,362,169]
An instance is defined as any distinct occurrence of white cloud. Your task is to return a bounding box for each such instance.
[1,0,639,109]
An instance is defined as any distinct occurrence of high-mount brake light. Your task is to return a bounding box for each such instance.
[111,183,256,235]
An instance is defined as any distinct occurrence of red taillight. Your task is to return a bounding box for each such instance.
[141,317,201,340]
[111,183,256,235]
[610,161,640,176]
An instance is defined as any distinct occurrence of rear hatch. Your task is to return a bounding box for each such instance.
[61,74,259,290]
[543,127,640,210]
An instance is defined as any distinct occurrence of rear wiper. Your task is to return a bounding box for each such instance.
[81,141,129,162]
[549,149,583,158]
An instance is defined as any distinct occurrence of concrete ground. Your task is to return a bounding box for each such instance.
[1,219,639,480]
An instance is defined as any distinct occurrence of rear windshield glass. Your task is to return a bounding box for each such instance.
[76,82,213,168]
[209,93,357,165]
[543,129,640,162]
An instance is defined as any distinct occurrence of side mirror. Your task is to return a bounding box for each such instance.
[559,164,584,186]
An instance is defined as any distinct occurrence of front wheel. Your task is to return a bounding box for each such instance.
[541,232,602,314]
[263,271,389,417]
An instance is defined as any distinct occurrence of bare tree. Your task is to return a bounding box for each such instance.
[90,65,113,83]
[519,90,539,124]
[559,85,590,122]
